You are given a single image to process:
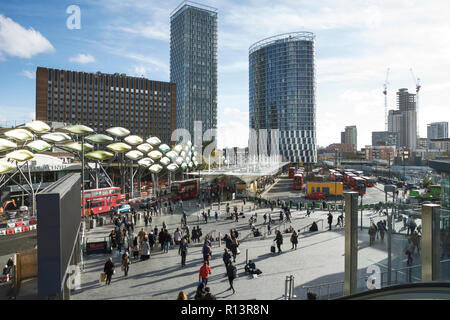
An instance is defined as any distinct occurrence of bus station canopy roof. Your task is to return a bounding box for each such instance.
[186,161,289,184]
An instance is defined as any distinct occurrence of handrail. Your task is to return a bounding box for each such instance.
[302,263,438,300]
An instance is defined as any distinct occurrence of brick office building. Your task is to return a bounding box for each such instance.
[36,67,176,141]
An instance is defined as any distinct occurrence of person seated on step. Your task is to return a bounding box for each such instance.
[245,260,262,275]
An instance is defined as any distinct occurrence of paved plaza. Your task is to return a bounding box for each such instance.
[71,176,423,300]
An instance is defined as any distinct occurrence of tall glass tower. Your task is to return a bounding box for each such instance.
[249,32,317,163]
[170,1,218,140]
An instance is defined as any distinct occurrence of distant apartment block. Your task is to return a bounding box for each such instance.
[35,67,176,141]
[372,131,399,147]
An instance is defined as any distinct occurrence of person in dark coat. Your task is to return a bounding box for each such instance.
[222,248,231,268]
[327,212,333,231]
[290,230,298,250]
[104,258,115,285]
[179,238,188,267]
[274,230,283,253]
[226,261,237,294]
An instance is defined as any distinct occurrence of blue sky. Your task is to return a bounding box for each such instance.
[1,0,449,149]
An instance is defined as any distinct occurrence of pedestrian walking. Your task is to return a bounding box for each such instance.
[327,212,333,231]
[231,236,239,262]
[202,240,212,264]
[226,261,237,294]
[222,248,231,268]
[121,250,130,276]
[179,237,188,267]
[141,237,150,260]
[215,211,219,222]
[104,258,115,285]
[198,261,212,286]
[290,230,298,250]
[274,230,283,253]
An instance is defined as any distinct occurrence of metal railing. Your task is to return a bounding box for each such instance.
[302,264,425,300]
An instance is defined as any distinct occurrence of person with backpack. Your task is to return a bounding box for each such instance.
[226,261,237,294]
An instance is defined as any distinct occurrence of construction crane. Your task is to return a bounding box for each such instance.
[383,68,390,131]
[410,68,421,128]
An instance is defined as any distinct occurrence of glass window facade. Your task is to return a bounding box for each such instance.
[170,2,218,139]
[249,32,317,163]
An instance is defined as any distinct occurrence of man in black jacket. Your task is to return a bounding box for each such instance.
[179,238,188,267]
[226,261,237,294]
[222,248,231,268]
[104,258,115,285]
[274,230,283,253]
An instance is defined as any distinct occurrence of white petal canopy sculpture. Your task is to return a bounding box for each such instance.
[106,127,130,138]
[147,136,161,146]
[26,140,52,153]
[137,157,154,167]
[85,150,114,161]
[124,135,143,146]
[5,128,34,142]
[180,162,188,170]
[0,138,17,152]
[6,149,35,162]
[85,134,114,144]
[137,143,153,153]
[0,162,16,174]
[106,142,132,153]
[160,156,171,166]
[166,151,178,161]
[180,151,186,159]
[188,161,193,168]
[125,150,144,160]
[175,157,184,165]
[62,124,94,135]
[25,120,51,133]
[62,142,94,152]
[148,150,163,160]
[166,163,179,172]
[149,164,163,174]
[174,144,183,154]
[41,132,72,143]
[159,144,170,153]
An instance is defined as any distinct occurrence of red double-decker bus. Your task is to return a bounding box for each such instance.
[348,176,366,195]
[170,179,198,200]
[293,173,304,190]
[82,187,124,216]
[362,176,376,187]
[288,167,296,178]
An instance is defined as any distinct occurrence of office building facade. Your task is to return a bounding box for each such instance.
[428,122,448,148]
[372,131,399,147]
[341,126,357,152]
[170,1,218,140]
[35,67,176,142]
[249,32,317,163]
[387,88,417,151]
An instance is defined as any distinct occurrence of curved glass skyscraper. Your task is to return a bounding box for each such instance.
[249,32,317,163]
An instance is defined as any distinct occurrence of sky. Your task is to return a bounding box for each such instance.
[0,0,449,150]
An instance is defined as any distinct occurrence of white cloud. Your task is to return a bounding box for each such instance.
[0,14,54,59]
[21,70,35,79]
[69,53,96,64]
